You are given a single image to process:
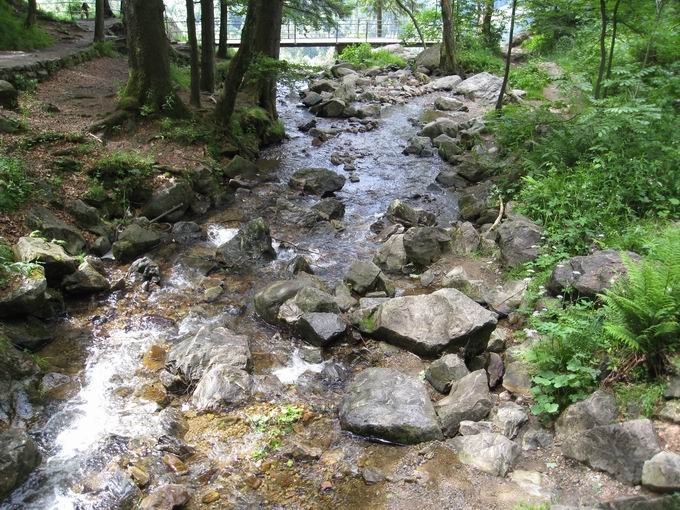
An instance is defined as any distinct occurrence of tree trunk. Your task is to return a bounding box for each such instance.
[25,0,37,28]
[395,0,425,47]
[603,0,622,98]
[103,0,114,17]
[496,0,517,110]
[200,0,216,92]
[482,0,494,47]
[440,0,457,75]
[124,0,185,116]
[594,0,607,99]
[215,0,258,126]
[217,0,229,58]
[376,0,383,38]
[186,0,201,106]
[253,0,283,119]
[94,0,105,42]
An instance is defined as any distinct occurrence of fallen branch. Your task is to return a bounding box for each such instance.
[150,203,185,223]
[489,197,505,232]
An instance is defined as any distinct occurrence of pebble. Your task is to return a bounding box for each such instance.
[163,453,189,475]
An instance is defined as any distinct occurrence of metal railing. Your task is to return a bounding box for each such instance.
[36,0,122,20]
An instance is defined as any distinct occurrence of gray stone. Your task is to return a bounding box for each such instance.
[598,495,680,509]
[166,326,251,383]
[459,420,493,435]
[309,79,338,93]
[0,429,41,499]
[665,376,680,399]
[192,365,252,411]
[254,277,322,324]
[287,255,314,275]
[311,198,345,220]
[289,168,346,196]
[171,222,203,244]
[215,217,275,270]
[403,226,450,267]
[493,402,528,439]
[497,218,542,268]
[66,199,101,228]
[458,181,497,224]
[441,266,485,302]
[311,98,347,118]
[485,279,528,317]
[25,206,86,255]
[355,289,497,358]
[429,75,463,91]
[356,104,381,119]
[487,352,505,388]
[403,135,434,156]
[435,370,493,436]
[642,451,680,492]
[373,234,407,273]
[139,484,191,510]
[555,390,618,439]
[502,361,532,396]
[334,283,358,312]
[419,118,460,140]
[13,236,77,284]
[561,419,661,484]
[435,136,463,163]
[0,268,47,318]
[425,353,469,394]
[112,224,163,263]
[62,260,110,295]
[522,427,553,451]
[385,199,435,228]
[414,44,441,70]
[434,96,467,111]
[0,317,54,350]
[278,287,340,322]
[294,312,346,346]
[659,401,680,424]
[223,155,258,180]
[447,432,520,477]
[548,250,640,299]
[455,72,503,103]
[344,260,394,296]
[450,222,481,255]
[339,367,443,444]
[487,329,508,352]
[0,80,18,109]
[302,90,323,106]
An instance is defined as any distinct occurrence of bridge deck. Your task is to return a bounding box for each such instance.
[224,38,429,48]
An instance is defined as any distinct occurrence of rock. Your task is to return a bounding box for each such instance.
[279,286,340,319]
[459,420,493,435]
[192,365,252,411]
[434,96,467,111]
[659,401,680,424]
[403,135,433,156]
[311,197,345,220]
[356,289,497,358]
[458,181,496,224]
[561,419,661,484]
[419,118,460,140]
[126,256,161,287]
[0,80,18,109]
[448,432,520,477]
[312,98,347,118]
[415,44,441,70]
[425,353,469,394]
[166,326,251,383]
[223,155,258,180]
[485,279,528,317]
[276,198,323,228]
[488,329,507,352]
[0,317,54,350]
[0,268,47,318]
[62,260,109,295]
[254,277,322,324]
[171,222,203,244]
[642,451,680,492]
[521,427,553,451]
[362,467,386,485]
[487,352,504,388]
[302,91,323,106]
[13,236,78,284]
[450,222,481,255]
[665,376,680,399]
[309,79,338,93]
[403,226,451,267]
[25,206,86,255]
[456,72,503,103]
[509,470,555,501]
[289,168,346,196]
[356,104,381,119]
[92,236,111,256]
[139,484,191,509]
[420,269,435,287]
[339,367,443,444]
[334,283,357,312]
[344,260,394,296]
[215,217,275,269]
[493,402,528,439]
[294,312,346,346]
[373,234,407,273]
[112,224,163,263]
[497,218,542,268]
[441,266,485,302]
[66,199,101,228]
[385,199,435,228]
[430,75,463,91]
[547,250,640,299]
[0,429,41,499]
[91,468,141,510]
[436,136,463,162]
[455,157,496,183]
[598,495,680,509]
[502,361,532,396]
[435,370,493,436]
[555,390,618,439]
[287,255,314,275]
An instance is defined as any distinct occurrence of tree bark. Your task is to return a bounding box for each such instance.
[594,0,607,99]
[495,0,517,110]
[603,0,622,97]
[376,0,383,38]
[94,0,105,42]
[482,0,494,47]
[215,0,258,126]
[25,0,37,28]
[103,0,114,17]
[124,0,186,116]
[200,0,216,92]
[186,0,201,106]
[253,0,283,119]
[395,0,425,47]
[217,0,229,58]
[440,0,457,75]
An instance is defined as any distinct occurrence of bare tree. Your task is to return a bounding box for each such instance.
[217,0,229,59]
[495,0,517,110]
[440,0,457,75]
[594,0,608,99]
[200,0,216,92]
[604,0,622,97]
[186,0,201,106]
[25,0,37,28]
[95,0,105,42]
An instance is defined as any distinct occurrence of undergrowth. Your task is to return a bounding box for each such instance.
[0,154,33,212]
[339,43,406,69]
[0,1,52,50]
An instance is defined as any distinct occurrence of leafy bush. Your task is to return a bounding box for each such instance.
[0,1,52,51]
[602,227,680,376]
[509,61,552,99]
[457,41,504,75]
[339,43,406,69]
[0,155,33,212]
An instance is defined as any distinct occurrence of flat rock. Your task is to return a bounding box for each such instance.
[254,277,322,324]
[13,236,77,285]
[455,72,503,103]
[25,206,86,255]
[447,432,520,477]
[294,312,346,346]
[289,168,346,196]
[191,365,252,411]
[555,390,618,439]
[112,224,163,263]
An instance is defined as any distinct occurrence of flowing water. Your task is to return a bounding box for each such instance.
[4,88,469,510]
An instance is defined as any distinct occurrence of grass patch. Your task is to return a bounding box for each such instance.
[89,151,155,208]
[614,381,666,419]
[0,1,52,51]
[0,154,33,212]
[339,43,406,69]
[509,61,552,99]
[170,64,191,90]
[247,404,305,460]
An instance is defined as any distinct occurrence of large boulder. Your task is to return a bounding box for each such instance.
[13,236,78,284]
[0,317,53,350]
[191,365,252,411]
[141,181,193,222]
[434,96,467,111]
[561,419,661,484]
[385,199,435,228]
[254,277,322,324]
[0,80,18,110]
[0,268,47,318]
[425,353,469,394]
[289,168,346,197]
[403,135,434,157]
[458,181,497,224]
[294,312,346,347]
[339,367,443,444]
[414,44,441,71]
[435,134,463,163]
[166,326,251,383]
[497,218,542,268]
[355,289,497,357]
[547,250,640,299]
[0,429,41,499]
[112,224,163,263]
[343,260,395,296]
[455,72,503,103]
[447,432,520,477]
[373,234,407,273]
[215,217,275,270]
[441,266,485,302]
[309,79,338,93]
[642,451,680,493]
[492,402,528,439]
[25,206,86,255]
[311,198,345,220]
[61,260,110,295]
[429,75,463,91]
[419,118,460,140]
[66,199,101,228]
[403,227,451,267]
[555,390,618,439]
[435,370,493,436]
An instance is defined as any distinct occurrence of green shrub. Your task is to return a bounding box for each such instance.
[0,155,32,212]
[614,381,666,418]
[457,43,504,75]
[509,61,552,99]
[339,43,406,69]
[89,151,154,207]
[0,1,52,51]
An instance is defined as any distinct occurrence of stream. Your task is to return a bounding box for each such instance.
[4,87,466,510]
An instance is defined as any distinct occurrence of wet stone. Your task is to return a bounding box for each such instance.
[425,353,469,394]
[294,312,346,347]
